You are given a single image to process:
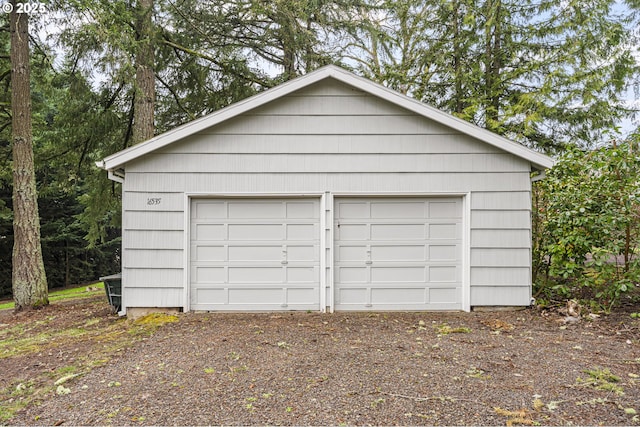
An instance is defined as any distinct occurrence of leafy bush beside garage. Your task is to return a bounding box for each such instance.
[532,141,640,310]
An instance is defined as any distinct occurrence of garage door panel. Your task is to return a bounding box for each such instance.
[190,198,320,311]
[228,224,283,240]
[429,266,458,282]
[338,202,369,218]
[228,201,284,218]
[228,266,283,283]
[286,245,318,261]
[194,224,225,240]
[371,201,425,218]
[335,197,462,311]
[336,224,368,240]
[194,288,226,304]
[371,288,427,304]
[229,287,283,304]
[370,224,425,240]
[337,267,368,283]
[193,285,319,309]
[193,201,226,219]
[371,245,425,261]
[287,287,320,304]
[337,245,367,261]
[429,201,460,218]
[287,224,317,240]
[194,266,226,283]
[337,288,367,304]
[229,245,282,261]
[429,245,459,261]
[430,287,460,304]
[287,267,318,282]
[371,267,426,282]
[286,202,317,218]
[429,223,460,239]
[194,245,226,262]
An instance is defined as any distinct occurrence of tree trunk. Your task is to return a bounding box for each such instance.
[11,3,48,310]
[132,0,155,145]
[483,0,501,129]
[452,0,464,115]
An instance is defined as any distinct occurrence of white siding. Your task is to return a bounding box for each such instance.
[124,173,532,193]
[471,286,531,306]
[121,189,186,307]
[469,190,532,305]
[121,78,533,309]
[159,134,503,155]
[130,153,526,173]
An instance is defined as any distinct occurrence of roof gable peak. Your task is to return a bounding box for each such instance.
[98,65,554,171]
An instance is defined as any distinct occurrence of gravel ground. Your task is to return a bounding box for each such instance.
[3,297,640,426]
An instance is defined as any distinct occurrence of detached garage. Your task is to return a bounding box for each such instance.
[97,65,554,315]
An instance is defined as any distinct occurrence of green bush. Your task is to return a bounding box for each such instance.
[533,142,640,310]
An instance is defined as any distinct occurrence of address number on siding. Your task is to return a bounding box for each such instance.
[147,198,162,206]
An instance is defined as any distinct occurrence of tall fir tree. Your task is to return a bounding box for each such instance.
[132,0,155,144]
[10,2,48,309]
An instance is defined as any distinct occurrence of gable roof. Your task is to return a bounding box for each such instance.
[97,65,554,172]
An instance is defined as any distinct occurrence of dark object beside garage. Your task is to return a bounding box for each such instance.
[100,273,122,312]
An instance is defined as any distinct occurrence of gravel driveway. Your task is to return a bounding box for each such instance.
[3,298,640,426]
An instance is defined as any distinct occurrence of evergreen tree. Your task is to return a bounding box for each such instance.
[132,0,155,144]
[346,0,638,151]
[10,3,48,309]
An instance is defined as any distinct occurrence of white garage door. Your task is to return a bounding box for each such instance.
[190,198,320,311]
[334,197,462,310]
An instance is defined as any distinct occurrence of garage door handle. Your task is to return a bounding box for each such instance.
[365,260,372,265]
[281,260,288,265]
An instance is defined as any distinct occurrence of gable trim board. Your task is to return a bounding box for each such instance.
[102,65,554,314]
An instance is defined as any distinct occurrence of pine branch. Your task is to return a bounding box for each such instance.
[161,38,271,88]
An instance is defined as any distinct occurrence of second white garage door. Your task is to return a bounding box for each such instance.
[190,198,320,311]
[334,197,462,310]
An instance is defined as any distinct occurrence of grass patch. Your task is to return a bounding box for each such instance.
[0,380,38,424]
[0,283,105,311]
[435,323,472,335]
[1,326,101,359]
[0,305,179,423]
[576,367,624,396]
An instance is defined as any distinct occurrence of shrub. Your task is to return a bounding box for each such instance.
[533,141,640,310]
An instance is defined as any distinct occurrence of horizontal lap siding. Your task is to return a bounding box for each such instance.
[470,192,532,305]
[125,172,531,193]
[159,134,503,155]
[122,79,533,308]
[131,153,526,173]
[121,190,185,307]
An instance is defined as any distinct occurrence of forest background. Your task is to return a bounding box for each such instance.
[1,0,639,309]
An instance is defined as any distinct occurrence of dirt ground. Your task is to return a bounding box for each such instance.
[1,296,639,426]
